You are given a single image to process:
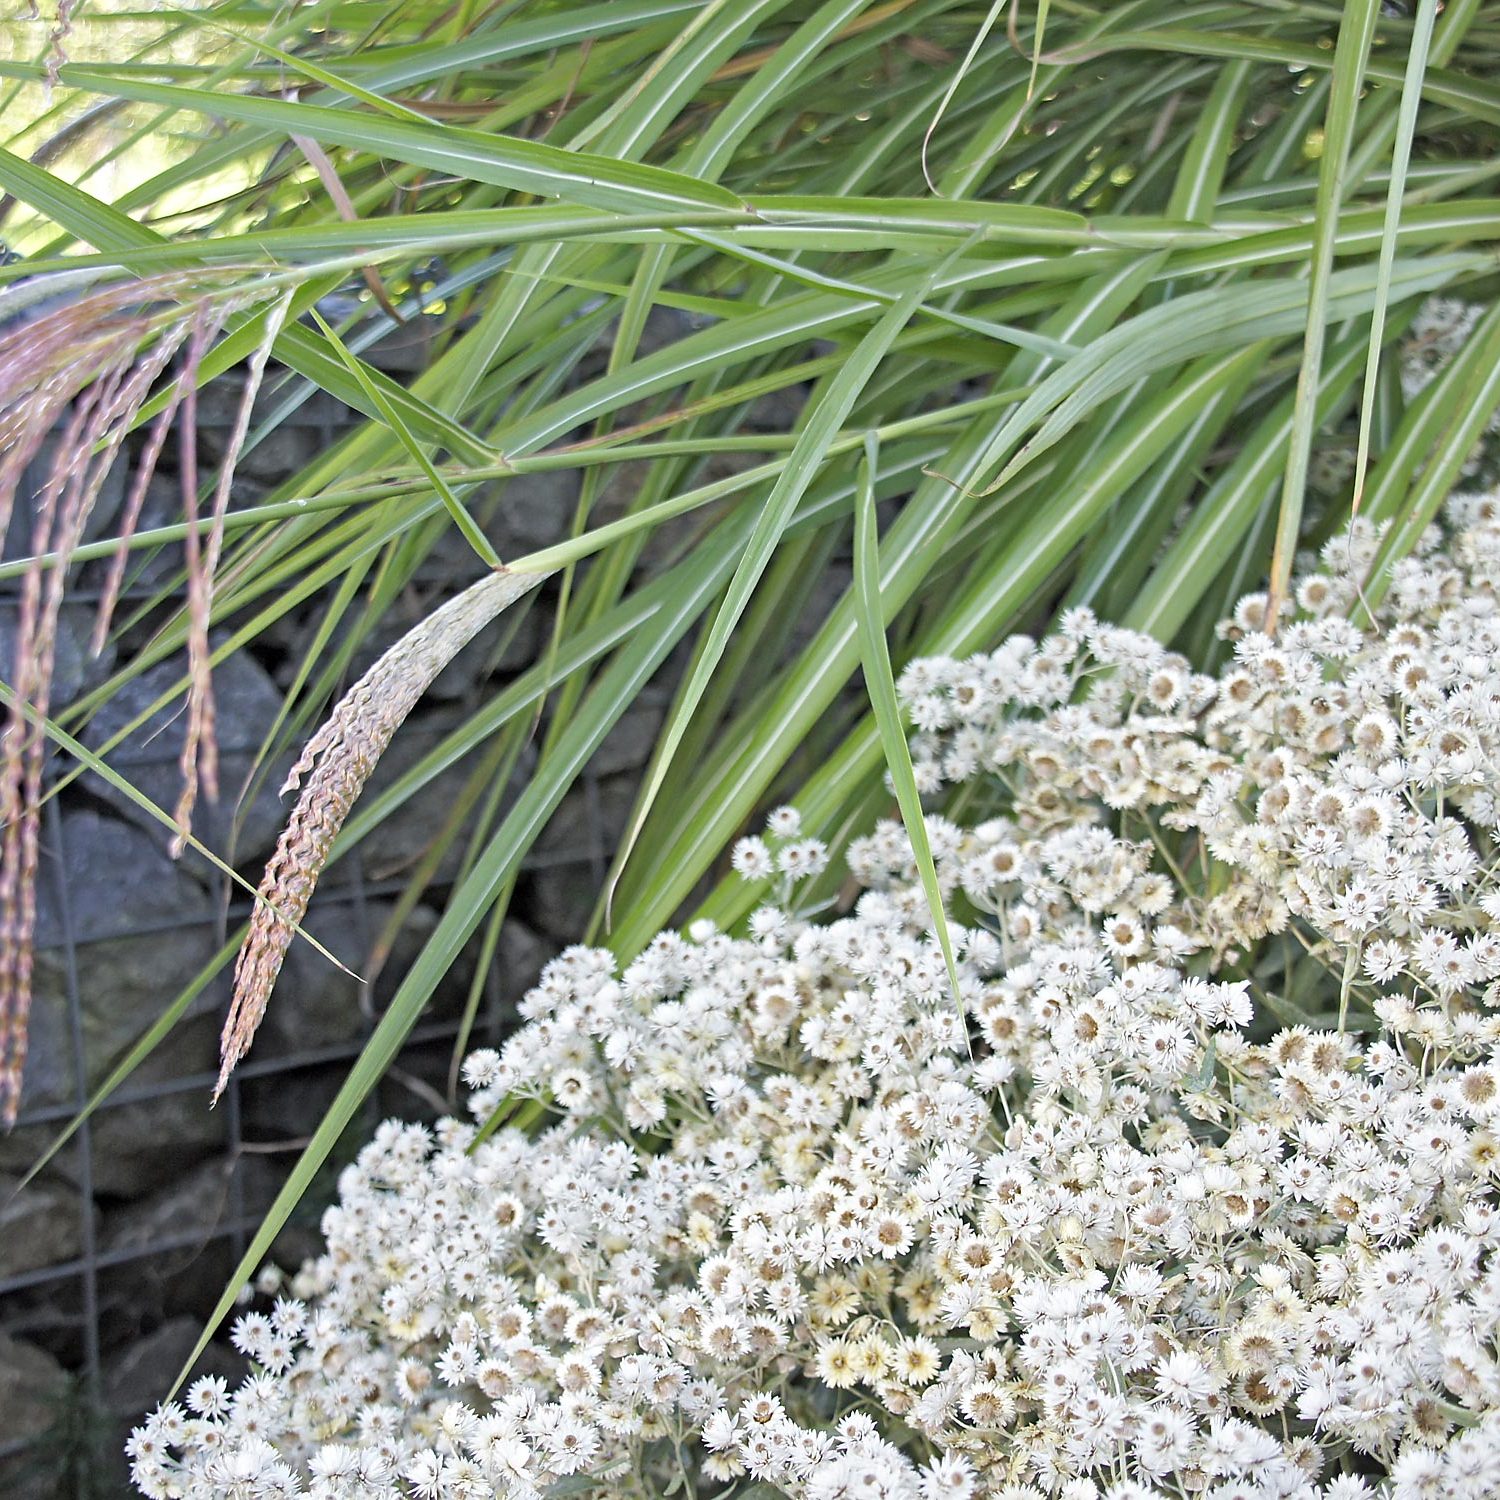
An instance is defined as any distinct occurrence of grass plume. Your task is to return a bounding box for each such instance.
[217,566,548,1101]
[0,271,278,1123]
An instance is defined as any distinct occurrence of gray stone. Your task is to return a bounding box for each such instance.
[1,811,225,1191]
[98,1154,281,1323]
[0,601,114,711]
[0,1010,225,1198]
[0,1173,87,1280]
[0,1333,70,1486]
[354,705,535,888]
[257,896,443,1059]
[79,645,293,871]
[522,774,639,943]
[790,560,853,654]
[7,427,127,563]
[491,468,578,554]
[92,470,186,593]
[492,919,552,1006]
[97,1318,245,1496]
[102,1316,241,1430]
[254,906,370,1060]
[575,306,700,384]
[362,322,439,375]
[523,866,605,946]
[745,382,811,434]
[531,770,637,866]
[194,376,350,486]
[240,1063,347,1147]
[588,701,662,779]
[32,810,217,1060]
[35,805,214,951]
[103,1155,234,1259]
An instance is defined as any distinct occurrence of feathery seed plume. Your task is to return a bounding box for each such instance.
[216,566,548,1100]
[0,270,280,1124]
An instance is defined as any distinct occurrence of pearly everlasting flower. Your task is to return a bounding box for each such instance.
[133,481,1500,1499]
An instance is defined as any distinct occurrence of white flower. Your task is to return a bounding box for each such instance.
[131,481,1500,1500]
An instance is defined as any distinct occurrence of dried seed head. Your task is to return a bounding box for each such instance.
[0,270,279,1125]
[172,292,291,856]
[216,567,547,1100]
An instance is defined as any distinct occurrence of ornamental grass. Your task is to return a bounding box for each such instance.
[2,3,1500,1495]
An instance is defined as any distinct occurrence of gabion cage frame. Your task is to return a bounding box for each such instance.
[0,359,639,1494]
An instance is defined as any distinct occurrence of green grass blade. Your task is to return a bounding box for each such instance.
[1127,328,1371,642]
[617,343,1266,954]
[1352,0,1438,513]
[853,433,965,1029]
[42,67,746,214]
[922,0,1010,192]
[1167,57,1251,224]
[0,147,498,463]
[1073,352,1267,614]
[603,250,961,921]
[309,309,502,570]
[1359,301,1500,532]
[1224,0,1374,603]
[1357,299,1500,617]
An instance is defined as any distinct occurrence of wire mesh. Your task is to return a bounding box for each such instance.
[0,361,634,1496]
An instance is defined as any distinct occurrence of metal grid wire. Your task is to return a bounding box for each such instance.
[0,377,630,1494]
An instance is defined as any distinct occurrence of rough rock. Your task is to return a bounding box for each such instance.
[0,1173,86,1282]
[490,468,579,554]
[103,1316,243,1420]
[574,306,701,383]
[100,1154,281,1327]
[102,1156,235,1262]
[362,321,438,375]
[256,896,446,1058]
[586,700,663,779]
[530,768,638,867]
[354,705,535,887]
[194,376,351,485]
[251,901,370,1060]
[491,918,552,1008]
[0,1009,225,1199]
[99,1318,245,1493]
[1,810,225,1192]
[6,428,127,562]
[521,772,639,942]
[82,469,184,594]
[34,805,215,952]
[745,381,811,434]
[240,1062,348,1150]
[79,645,292,871]
[0,600,115,710]
[414,467,575,576]
[0,1333,70,1489]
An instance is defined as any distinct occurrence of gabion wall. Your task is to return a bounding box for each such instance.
[0,334,681,1496]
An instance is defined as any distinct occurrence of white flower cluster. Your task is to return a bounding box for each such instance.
[131,489,1500,1500]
